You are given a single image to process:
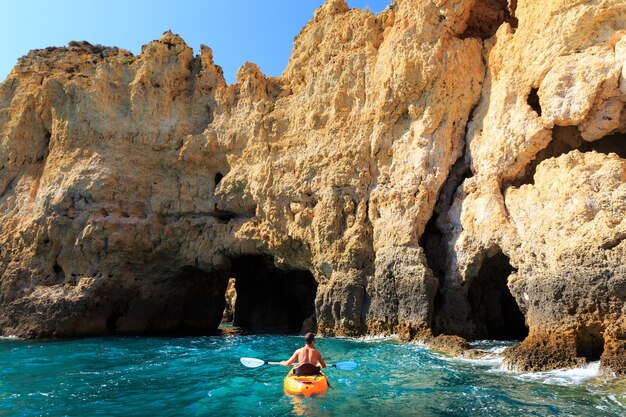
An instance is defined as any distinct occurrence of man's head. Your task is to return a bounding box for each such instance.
[304,332,315,345]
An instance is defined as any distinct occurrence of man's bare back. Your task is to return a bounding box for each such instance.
[294,346,325,367]
[281,333,326,374]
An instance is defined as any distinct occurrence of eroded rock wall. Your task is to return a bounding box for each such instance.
[0,0,625,374]
[432,0,626,374]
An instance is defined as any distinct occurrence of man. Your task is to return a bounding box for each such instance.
[280,332,327,376]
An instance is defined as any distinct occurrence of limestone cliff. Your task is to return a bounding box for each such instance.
[0,0,625,375]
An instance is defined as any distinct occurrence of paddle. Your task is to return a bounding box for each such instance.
[240,357,280,368]
[330,361,357,371]
[240,357,357,370]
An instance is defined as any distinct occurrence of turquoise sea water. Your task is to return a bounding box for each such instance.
[1,331,625,416]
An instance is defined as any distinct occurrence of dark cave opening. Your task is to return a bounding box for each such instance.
[575,324,605,361]
[230,256,317,334]
[460,0,518,39]
[103,256,316,336]
[578,131,626,158]
[509,127,626,188]
[468,250,528,340]
[105,266,230,336]
[150,266,230,335]
[102,256,317,336]
[420,216,446,281]
[53,263,65,282]
[420,214,446,330]
[214,172,224,187]
[106,314,118,333]
[527,87,542,116]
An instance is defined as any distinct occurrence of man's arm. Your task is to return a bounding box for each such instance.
[280,349,299,366]
[317,351,327,368]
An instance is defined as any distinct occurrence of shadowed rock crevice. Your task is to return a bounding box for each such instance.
[527,87,541,116]
[420,216,445,284]
[421,110,476,336]
[576,323,605,361]
[509,127,626,188]
[461,0,518,39]
[214,172,224,187]
[53,263,65,282]
[231,256,317,334]
[420,213,446,336]
[467,250,528,340]
[578,132,626,158]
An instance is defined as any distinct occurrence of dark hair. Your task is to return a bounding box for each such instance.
[304,332,315,344]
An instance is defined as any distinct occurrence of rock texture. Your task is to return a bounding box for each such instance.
[221,277,236,323]
[429,0,626,375]
[0,0,625,374]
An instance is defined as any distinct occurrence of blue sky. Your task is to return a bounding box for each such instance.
[1,0,390,85]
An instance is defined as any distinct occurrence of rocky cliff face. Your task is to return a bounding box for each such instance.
[0,0,625,374]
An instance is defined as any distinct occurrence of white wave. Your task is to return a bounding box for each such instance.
[0,335,21,340]
[333,334,400,342]
[469,340,517,352]
[429,340,511,366]
[606,394,626,409]
[467,356,504,367]
[442,347,602,387]
[512,361,601,386]
[443,352,505,367]
[430,340,516,366]
[359,334,399,341]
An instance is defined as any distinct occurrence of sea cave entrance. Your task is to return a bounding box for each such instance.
[104,255,316,336]
[106,266,231,336]
[467,250,528,340]
[224,255,317,334]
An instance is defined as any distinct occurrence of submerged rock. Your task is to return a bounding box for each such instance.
[0,1,624,374]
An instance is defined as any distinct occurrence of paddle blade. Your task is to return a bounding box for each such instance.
[334,361,357,371]
[240,357,265,368]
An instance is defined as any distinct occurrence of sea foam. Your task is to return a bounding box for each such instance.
[513,361,601,386]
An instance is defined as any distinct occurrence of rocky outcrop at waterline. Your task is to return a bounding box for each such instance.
[0,0,624,375]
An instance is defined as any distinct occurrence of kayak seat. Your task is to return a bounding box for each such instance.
[293,363,321,376]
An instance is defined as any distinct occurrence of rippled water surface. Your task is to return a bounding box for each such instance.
[1,332,625,416]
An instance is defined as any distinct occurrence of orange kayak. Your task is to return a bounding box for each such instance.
[283,371,328,397]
